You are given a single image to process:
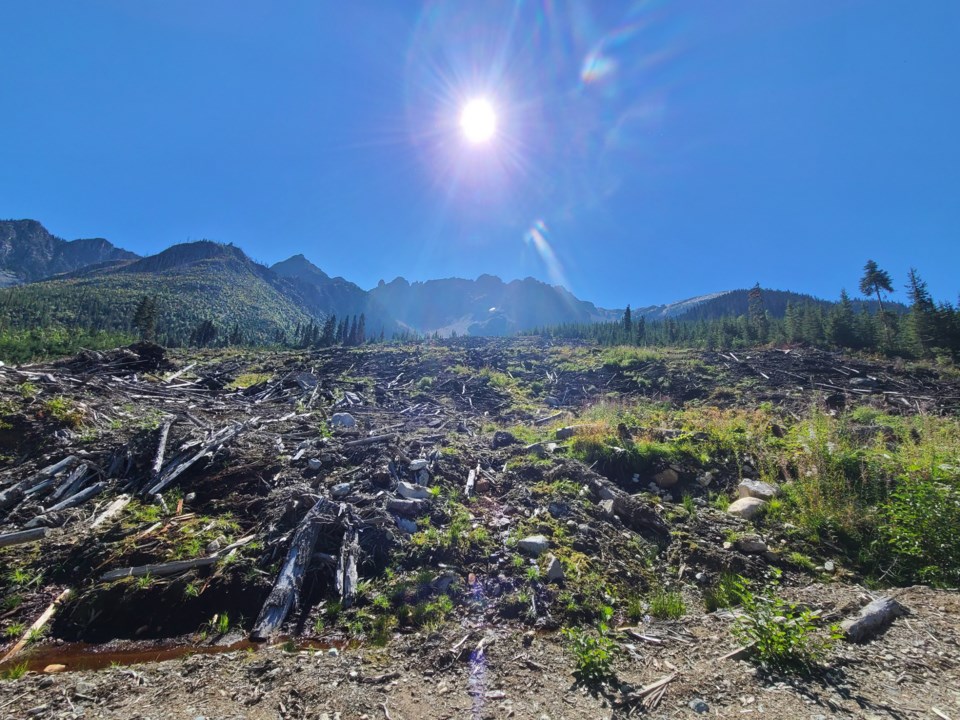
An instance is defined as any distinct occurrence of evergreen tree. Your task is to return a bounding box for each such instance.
[623,305,632,337]
[827,290,857,348]
[747,284,769,343]
[132,295,159,342]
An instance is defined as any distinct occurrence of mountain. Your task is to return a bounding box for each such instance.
[0,219,139,286]
[655,288,906,322]
[270,254,398,336]
[0,240,317,345]
[367,274,619,337]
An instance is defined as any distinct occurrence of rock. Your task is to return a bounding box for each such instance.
[696,471,714,487]
[331,482,353,499]
[491,431,519,449]
[416,469,430,486]
[396,482,431,500]
[727,497,767,520]
[653,468,680,488]
[548,501,569,518]
[545,396,560,407]
[330,412,356,428]
[307,458,323,472]
[598,498,615,516]
[737,480,780,502]
[43,664,66,673]
[517,535,550,555]
[544,554,564,583]
[205,538,222,553]
[735,534,768,553]
[394,516,417,534]
[555,425,582,440]
[689,698,709,714]
[385,497,426,516]
[824,560,836,572]
[409,459,428,472]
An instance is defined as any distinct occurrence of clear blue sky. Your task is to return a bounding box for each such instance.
[1,1,958,308]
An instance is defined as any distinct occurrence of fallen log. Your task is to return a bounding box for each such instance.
[841,596,906,642]
[46,481,106,514]
[48,463,91,503]
[0,527,47,549]
[585,475,669,539]
[0,588,72,664]
[534,411,564,426]
[251,497,341,641]
[149,419,174,486]
[90,494,131,529]
[101,555,220,582]
[343,433,397,449]
[146,422,248,496]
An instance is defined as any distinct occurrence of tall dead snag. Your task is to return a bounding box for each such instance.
[251,497,340,642]
[337,525,359,608]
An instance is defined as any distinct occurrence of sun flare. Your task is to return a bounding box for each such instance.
[460,98,497,144]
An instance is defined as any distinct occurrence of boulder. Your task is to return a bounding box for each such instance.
[330,412,356,428]
[545,554,564,583]
[307,458,323,471]
[737,479,779,502]
[653,468,680,489]
[727,497,767,520]
[517,535,550,555]
[409,459,428,472]
[555,425,583,440]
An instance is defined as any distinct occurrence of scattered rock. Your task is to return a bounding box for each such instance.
[307,458,323,471]
[737,479,780,502]
[492,431,519,449]
[330,412,356,428]
[396,482,431,500]
[409,459,428,472]
[734,534,768,554]
[554,425,582,440]
[331,482,353,499]
[544,396,560,407]
[689,698,709,714]
[517,535,550,555]
[824,560,836,573]
[598,498,615,516]
[544,554,564,583]
[727,497,767,520]
[394,516,417,534]
[43,664,66,673]
[653,468,680,488]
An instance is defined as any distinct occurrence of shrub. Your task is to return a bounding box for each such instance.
[882,479,960,586]
[562,624,619,684]
[703,573,749,612]
[732,571,840,672]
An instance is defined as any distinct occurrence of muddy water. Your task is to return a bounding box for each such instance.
[2,637,343,674]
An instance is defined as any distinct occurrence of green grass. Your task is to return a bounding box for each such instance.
[1,661,28,680]
[647,589,685,619]
[227,372,272,390]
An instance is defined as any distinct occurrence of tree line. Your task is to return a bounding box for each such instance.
[525,261,960,361]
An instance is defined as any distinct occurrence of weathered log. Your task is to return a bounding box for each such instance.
[465,463,479,497]
[90,494,131,529]
[251,497,340,641]
[0,482,26,512]
[146,422,247,496]
[385,497,426,517]
[534,411,564,426]
[0,527,47,549]
[337,525,360,608]
[48,463,90,503]
[343,433,397,448]
[841,596,906,642]
[149,419,174,486]
[46,481,106,513]
[101,555,219,582]
[0,588,72,664]
[586,475,669,539]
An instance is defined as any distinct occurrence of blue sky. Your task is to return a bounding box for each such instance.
[1,1,958,309]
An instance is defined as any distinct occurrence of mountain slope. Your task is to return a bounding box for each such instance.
[270,255,398,336]
[0,219,139,286]
[368,274,619,336]
[0,241,317,345]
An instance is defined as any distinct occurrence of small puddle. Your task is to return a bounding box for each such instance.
[2,637,344,674]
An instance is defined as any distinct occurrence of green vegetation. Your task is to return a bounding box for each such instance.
[1,661,28,680]
[563,624,619,684]
[733,572,840,672]
[647,589,685,619]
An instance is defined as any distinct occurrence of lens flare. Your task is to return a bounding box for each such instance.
[525,219,569,290]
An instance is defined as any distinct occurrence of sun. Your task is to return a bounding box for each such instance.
[460,98,497,144]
